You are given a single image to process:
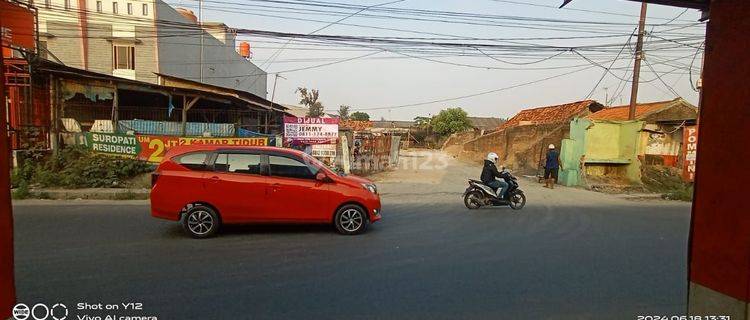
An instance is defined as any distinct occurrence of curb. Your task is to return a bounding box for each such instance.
[24,188,150,200]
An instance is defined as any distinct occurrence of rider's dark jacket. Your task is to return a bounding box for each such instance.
[481,160,503,184]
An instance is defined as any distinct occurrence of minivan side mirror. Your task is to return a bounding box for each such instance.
[315,171,331,182]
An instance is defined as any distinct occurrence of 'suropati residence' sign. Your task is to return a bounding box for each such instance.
[284,117,339,144]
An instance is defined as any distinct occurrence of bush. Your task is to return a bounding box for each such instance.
[642,165,694,201]
[11,181,31,199]
[13,145,154,189]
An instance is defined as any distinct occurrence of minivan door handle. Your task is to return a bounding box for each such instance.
[208,176,221,183]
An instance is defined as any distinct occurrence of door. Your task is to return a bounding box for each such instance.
[266,154,331,221]
[204,152,268,223]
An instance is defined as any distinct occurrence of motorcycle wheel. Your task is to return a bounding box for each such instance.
[509,191,526,210]
[464,191,483,210]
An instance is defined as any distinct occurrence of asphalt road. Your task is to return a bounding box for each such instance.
[12,150,692,320]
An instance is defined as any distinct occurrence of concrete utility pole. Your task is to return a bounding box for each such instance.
[628,2,647,120]
[199,0,204,83]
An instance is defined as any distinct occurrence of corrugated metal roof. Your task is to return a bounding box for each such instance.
[371,120,416,129]
[498,100,602,131]
[468,117,505,131]
[586,98,696,121]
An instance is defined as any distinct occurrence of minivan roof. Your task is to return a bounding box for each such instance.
[163,144,303,161]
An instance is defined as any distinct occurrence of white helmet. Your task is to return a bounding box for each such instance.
[549,144,555,149]
[487,152,499,163]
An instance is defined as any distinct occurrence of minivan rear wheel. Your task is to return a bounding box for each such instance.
[182,205,220,238]
[334,205,368,235]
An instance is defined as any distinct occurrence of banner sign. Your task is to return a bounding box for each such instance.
[87,132,141,156]
[681,125,698,182]
[0,1,36,51]
[77,132,268,163]
[311,144,337,158]
[283,116,339,144]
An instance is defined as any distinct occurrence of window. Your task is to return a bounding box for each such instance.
[127,3,132,14]
[142,3,148,15]
[113,45,135,70]
[269,155,317,179]
[96,1,102,12]
[175,152,210,171]
[64,0,71,10]
[214,153,261,175]
[112,2,118,14]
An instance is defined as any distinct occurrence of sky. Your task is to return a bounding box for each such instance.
[168,0,706,120]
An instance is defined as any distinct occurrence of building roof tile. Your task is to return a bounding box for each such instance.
[586,98,694,121]
[497,100,602,131]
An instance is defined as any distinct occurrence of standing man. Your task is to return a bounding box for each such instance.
[543,144,563,189]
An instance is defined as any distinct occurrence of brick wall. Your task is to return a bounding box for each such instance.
[45,21,84,68]
[453,123,570,174]
[86,23,112,76]
[134,25,158,83]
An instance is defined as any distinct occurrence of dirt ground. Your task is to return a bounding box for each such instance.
[370,149,687,207]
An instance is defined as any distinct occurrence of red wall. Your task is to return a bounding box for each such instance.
[0,47,17,320]
[689,0,750,303]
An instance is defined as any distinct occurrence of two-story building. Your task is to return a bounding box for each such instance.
[32,0,266,97]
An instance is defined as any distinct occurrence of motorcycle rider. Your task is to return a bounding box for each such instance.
[481,152,508,199]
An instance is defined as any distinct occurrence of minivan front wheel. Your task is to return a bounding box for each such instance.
[182,205,220,238]
[334,205,368,235]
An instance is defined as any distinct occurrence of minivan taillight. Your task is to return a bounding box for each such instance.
[151,173,160,188]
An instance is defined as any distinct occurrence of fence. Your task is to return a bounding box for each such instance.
[350,133,394,175]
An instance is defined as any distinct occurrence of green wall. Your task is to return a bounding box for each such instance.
[559,118,644,186]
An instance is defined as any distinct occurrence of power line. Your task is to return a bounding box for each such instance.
[350,65,598,111]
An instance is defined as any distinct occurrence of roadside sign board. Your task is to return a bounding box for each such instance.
[86,132,141,156]
[284,116,339,144]
[0,1,36,51]
[311,144,337,158]
[682,125,698,182]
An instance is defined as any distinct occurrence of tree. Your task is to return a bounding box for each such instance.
[296,87,325,117]
[338,105,351,120]
[350,111,370,121]
[430,107,472,135]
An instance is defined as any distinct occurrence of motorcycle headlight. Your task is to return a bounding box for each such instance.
[362,183,378,194]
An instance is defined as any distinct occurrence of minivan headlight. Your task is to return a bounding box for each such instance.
[362,183,378,194]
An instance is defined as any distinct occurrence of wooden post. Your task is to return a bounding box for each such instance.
[111,84,119,132]
[181,96,199,136]
[0,34,17,320]
[49,75,59,153]
[264,111,269,134]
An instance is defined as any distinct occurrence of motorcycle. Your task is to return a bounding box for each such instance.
[463,168,526,210]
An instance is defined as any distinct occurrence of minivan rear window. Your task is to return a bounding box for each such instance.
[175,152,209,171]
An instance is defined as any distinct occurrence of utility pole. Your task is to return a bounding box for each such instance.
[628,2,647,120]
[269,74,285,105]
[199,0,204,83]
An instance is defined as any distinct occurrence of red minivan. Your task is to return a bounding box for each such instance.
[150,145,381,238]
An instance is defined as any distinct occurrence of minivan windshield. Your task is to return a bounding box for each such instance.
[302,153,338,176]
